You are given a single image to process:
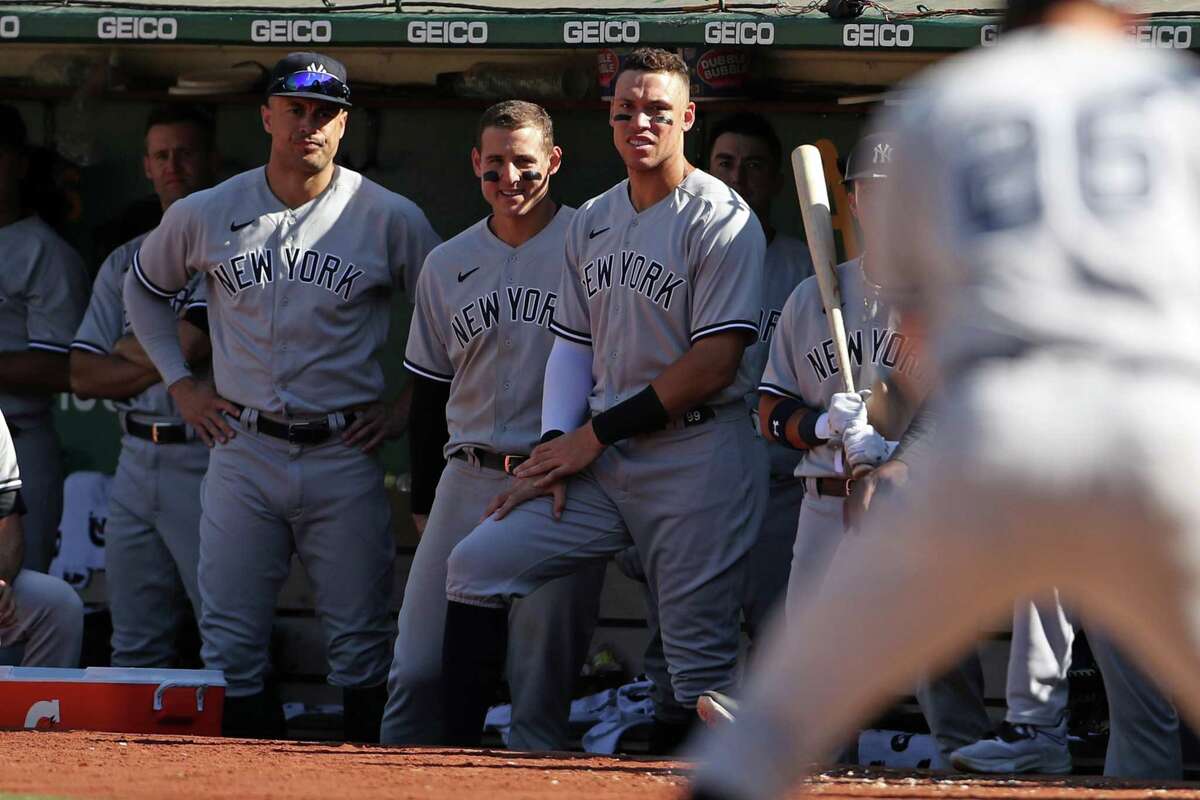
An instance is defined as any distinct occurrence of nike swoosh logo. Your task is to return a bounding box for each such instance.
[457,267,481,282]
[588,227,610,239]
[230,219,256,232]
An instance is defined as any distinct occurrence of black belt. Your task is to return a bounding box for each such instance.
[452,449,527,475]
[255,412,357,445]
[804,477,855,498]
[662,404,717,431]
[124,418,190,445]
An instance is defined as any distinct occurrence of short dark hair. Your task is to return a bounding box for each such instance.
[144,105,216,153]
[614,48,690,94]
[707,113,783,172]
[476,100,555,152]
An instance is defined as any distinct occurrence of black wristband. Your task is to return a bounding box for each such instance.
[795,407,828,449]
[591,385,670,445]
[538,429,565,446]
[766,398,803,445]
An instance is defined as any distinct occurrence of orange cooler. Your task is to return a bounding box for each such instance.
[0,667,225,735]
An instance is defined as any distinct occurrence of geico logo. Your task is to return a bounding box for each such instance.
[407,20,488,44]
[0,17,18,38]
[980,24,1000,46]
[250,19,332,43]
[1129,24,1191,49]
[97,16,177,40]
[563,20,639,44]
[704,20,775,45]
[842,23,914,47]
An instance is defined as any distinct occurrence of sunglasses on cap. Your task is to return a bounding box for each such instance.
[269,70,351,103]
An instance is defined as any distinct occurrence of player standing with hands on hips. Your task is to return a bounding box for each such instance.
[380,101,604,749]
[125,52,440,740]
[70,105,219,668]
[690,0,1200,797]
[439,48,767,745]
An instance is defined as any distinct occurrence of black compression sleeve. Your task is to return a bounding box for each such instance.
[409,376,451,516]
[591,385,670,445]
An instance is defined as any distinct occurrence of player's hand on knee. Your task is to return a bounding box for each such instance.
[168,376,238,447]
[411,513,428,536]
[0,580,17,628]
[483,477,568,521]
[515,423,604,486]
[817,389,871,440]
[843,421,888,472]
[341,402,396,453]
[844,458,910,532]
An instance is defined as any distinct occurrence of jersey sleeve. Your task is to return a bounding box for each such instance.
[71,246,128,355]
[689,205,766,342]
[402,255,454,383]
[391,200,442,303]
[0,411,20,492]
[758,282,813,404]
[548,212,592,346]
[131,199,198,298]
[26,237,88,354]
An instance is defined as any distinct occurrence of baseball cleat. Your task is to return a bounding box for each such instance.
[696,690,740,728]
[949,717,1071,775]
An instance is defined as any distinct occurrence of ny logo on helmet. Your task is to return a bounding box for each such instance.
[306,62,329,73]
[873,143,893,164]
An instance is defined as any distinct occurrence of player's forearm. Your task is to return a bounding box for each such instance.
[650,332,747,416]
[0,350,72,394]
[123,274,192,387]
[541,337,593,436]
[0,512,23,585]
[69,350,160,401]
[758,393,822,451]
[409,376,450,515]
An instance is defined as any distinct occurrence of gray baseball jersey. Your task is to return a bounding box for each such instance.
[550,169,766,412]
[131,166,441,415]
[72,233,207,420]
[759,257,921,479]
[404,208,573,456]
[0,409,19,492]
[0,216,88,421]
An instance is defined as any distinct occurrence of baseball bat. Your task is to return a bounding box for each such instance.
[791,144,869,478]
[792,144,855,394]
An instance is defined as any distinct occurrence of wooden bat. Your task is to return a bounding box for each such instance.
[792,143,856,395]
[791,144,869,477]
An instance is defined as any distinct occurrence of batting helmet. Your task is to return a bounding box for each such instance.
[843,132,897,184]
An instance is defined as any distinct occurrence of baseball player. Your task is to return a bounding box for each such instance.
[380,100,605,749]
[951,595,1181,778]
[732,132,989,761]
[0,408,83,666]
[69,105,218,668]
[0,104,89,574]
[124,52,440,740]
[690,0,1200,797]
[437,47,767,746]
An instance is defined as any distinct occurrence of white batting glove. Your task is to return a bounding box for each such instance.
[815,390,870,440]
[843,422,889,471]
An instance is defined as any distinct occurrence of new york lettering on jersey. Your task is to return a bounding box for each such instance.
[133,165,440,415]
[551,170,765,412]
[405,208,573,458]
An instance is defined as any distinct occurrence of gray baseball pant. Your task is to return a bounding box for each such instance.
[10,415,64,573]
[105,431,206,667]
[382,456,604,749]
[0,569,83,666]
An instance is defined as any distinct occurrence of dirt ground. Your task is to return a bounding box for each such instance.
[2,731,1200,800]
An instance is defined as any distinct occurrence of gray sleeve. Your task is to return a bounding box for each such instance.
[0,412,20,492]
[26,239,88,354]
[71,249,127,355]
[392,200,442,303]
[548,214,591,345]
[402,257,454,383]
[124,268,190,387]
[891,399,936,467]
[690,206,765,342]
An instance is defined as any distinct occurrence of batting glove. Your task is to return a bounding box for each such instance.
[815,389,871,440]
[843,421,889,471]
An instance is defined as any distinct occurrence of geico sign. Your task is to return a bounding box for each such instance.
[98,16,176,40]
[250,19,331,43]
[407,20,487,44]
[704,21,775,45]
[842,23,914,47]
[563,20,639,44]
[1129,24,1191,49]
